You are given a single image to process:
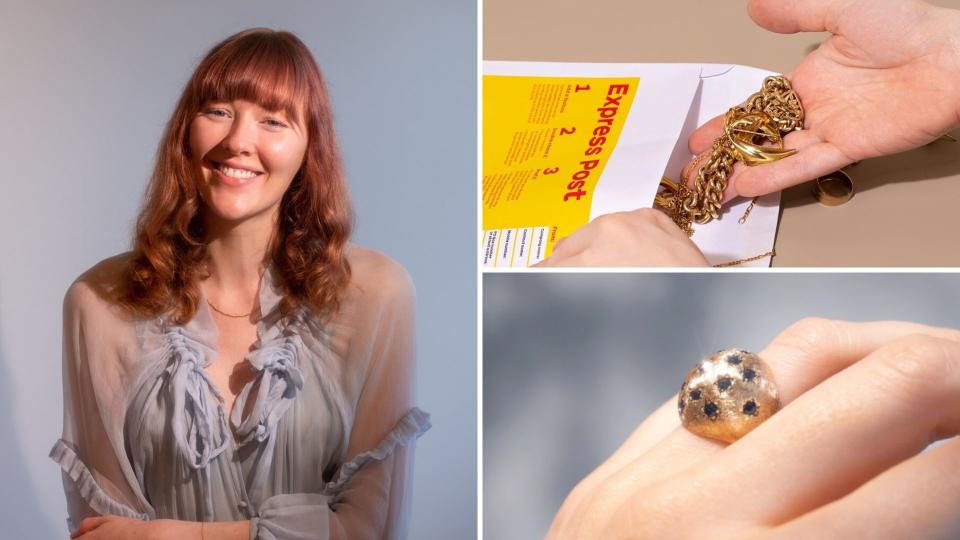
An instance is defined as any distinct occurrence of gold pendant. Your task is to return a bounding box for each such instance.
[725,110,797,166]
[653,75,805,234]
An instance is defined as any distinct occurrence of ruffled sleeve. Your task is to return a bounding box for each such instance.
[50,271,155,534]
[250,251,430,540]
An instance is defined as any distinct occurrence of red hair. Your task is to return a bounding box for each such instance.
[119,28,352,325]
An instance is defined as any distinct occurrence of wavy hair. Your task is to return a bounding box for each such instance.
[118,28,352,325]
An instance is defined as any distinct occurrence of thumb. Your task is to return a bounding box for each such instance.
[747,0,847,34]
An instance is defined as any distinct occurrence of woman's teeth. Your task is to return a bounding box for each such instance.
[217,164,260,179]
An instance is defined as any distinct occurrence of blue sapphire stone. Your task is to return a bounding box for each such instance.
[703,402,719,418]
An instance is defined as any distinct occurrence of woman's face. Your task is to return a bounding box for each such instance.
[188,98,307,225]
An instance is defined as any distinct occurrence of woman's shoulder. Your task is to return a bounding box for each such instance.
[64,251,135,321]
[343,245,415,307]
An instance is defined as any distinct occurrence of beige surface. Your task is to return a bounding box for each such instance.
[484,0,960,267]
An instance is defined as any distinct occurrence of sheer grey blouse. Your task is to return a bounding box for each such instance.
[49,247,430,539]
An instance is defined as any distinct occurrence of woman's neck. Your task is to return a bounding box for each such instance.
[201,208,278,312]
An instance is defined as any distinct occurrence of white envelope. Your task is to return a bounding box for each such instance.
[483,61,783,267]
[671,64,783,267]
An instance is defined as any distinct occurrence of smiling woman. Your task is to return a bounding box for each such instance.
[127,28,351,325]
[49,28,429,540]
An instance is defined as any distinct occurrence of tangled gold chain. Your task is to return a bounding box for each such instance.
[655,76,804,235]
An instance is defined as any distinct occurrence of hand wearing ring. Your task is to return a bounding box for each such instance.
[547,318,960,539]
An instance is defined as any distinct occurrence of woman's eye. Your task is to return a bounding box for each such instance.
[265,118,287,128]
[206,109,228,118]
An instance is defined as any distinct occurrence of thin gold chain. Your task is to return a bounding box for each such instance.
[206,299,255,318]
[738,197,759,224]
[203,267,267,319]
[712,249,776,268]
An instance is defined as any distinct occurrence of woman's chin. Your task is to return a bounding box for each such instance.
[205,204,267,224]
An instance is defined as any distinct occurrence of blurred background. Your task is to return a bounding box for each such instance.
[0,1,475,537]
[483,273,960,539]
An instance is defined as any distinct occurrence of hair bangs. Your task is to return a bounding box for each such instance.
[194,31,308,125]
[123,28,351,325]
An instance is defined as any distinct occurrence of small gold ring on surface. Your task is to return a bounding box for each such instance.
[678,349,780,443]
[812,170,854,206]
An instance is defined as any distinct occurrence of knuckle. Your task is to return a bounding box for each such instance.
[622,485,708,538]
[874,334,958,396]
[591,213,613,230]
[644,208,673,229]
[776,317,845,352]
[933,326,960,344]
[594,213,626,235]
[550,238,568,256]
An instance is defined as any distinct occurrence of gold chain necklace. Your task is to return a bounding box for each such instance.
[206,298,255,318]
[655,76,805,236]
[712,249,777,268]
[203,267,267,319]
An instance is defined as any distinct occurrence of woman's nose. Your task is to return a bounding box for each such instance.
[220,117,256,155]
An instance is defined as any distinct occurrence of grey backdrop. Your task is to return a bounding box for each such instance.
[484,273,960,540]
[0,1,475,538]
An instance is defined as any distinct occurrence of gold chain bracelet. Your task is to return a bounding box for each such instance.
[655,76,804,235]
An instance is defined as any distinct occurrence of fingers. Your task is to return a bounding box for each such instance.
[681,151,744,205]
[733,137,853,197]
[680,150,708,187]
[684,120,837,199]
[578,399,689,489]
[537,224,597,267]
[676,329,960,526]
[744,318,960,405]
[548,399,696,535]
[71,516,108,538]
[688,114,724,155]
[604,320,960,510]
[773,437,960,540]
[539,209,694,267]
[747,0,846,34]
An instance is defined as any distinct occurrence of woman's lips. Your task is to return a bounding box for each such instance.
[211,162,262,187]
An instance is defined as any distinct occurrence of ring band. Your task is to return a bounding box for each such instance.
[678,349,780,443]
[812,170,854,206]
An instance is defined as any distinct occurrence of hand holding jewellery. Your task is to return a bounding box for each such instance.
[656,76,805,235]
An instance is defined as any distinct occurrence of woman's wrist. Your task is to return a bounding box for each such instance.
[197,520,251,540]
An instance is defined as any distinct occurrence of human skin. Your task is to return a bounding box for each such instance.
[191,98,306,228]
[72,99,308,539]
[536,208,709,267]
[686,0,960,202]
[543,0,960,267]
[71,517,247,540]
[547,318,960,539]
[190,97,307,319]
[189,97,308,427]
